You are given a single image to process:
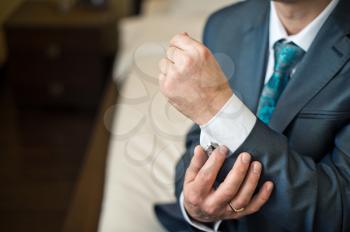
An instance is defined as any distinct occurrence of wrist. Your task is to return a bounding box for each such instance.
[195,86,233,125]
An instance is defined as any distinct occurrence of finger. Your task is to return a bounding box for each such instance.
[184,145,208,184]
[193,145,228,195]
[244,181,274,213]
[166,46,184,63]
[169,33,202,51]
[229,161,262,210]
[158,73,166,83]
[158,57,173,74]
[231,181,274,220]
[208,152,251,207]
[222,181,273,220]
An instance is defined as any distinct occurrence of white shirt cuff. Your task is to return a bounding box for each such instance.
[200,94,257,154]
[179,192,222,232]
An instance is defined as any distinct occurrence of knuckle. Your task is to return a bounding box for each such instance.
[234,199,248,209]
[189,197,201,208]
[185,192,201,207]
[221,188,233,200]
[168,66,178,77]
[170,34,181,43]
[166,51,171,59]
[168,48,176,59]
[167,47,173,54]
[203,202,217,216]
[236,165,248,176]
[260,193,270,202]
[198,46,210,58]
[184,166,193,178]
[176,32,185,38]
[199,170,212,183]
[158,74,165,85]
[214,149,226,161]
[210,150,225,164]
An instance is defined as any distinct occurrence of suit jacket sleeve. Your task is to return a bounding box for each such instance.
[214,120,350,232]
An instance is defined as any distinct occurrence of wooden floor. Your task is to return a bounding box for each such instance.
[0,80,96,231]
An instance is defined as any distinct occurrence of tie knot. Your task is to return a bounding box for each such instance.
[273,40,305,74]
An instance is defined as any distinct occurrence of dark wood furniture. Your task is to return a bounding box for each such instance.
[133,0,143,15]
[0,2,119,231]
[0,80,96,232]
[5,1,117,110]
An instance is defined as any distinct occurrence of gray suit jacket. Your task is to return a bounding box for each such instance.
[156,0,350,231]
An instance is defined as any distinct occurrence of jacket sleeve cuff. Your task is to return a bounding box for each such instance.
[200,94,257,153]
[179,192,222,232]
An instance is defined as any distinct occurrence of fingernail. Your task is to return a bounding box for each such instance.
[194,146,201,155]
[218,145,228,154]
[253,162,261,174]
[266,182,273,191]
[241,153,251,163]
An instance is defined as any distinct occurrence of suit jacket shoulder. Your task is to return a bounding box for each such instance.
[203,0,270,47]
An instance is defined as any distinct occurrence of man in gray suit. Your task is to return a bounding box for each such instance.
[157,0,350,231]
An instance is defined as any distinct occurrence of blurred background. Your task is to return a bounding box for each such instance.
[0,0,135,231]
[0,0,235,231]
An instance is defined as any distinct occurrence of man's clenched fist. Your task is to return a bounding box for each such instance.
[159,32,233,125]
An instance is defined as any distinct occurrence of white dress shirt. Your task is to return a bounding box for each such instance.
[180,0,339,231]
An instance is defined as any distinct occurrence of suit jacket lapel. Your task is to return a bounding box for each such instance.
[269,0,350,132]
[232,1,270,113]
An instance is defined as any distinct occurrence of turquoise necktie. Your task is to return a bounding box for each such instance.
[257,40,305,125]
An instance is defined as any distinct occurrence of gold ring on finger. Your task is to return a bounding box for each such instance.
[228,202,245,213]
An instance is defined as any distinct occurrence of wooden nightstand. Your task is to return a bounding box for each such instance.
[5,1,118,110]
